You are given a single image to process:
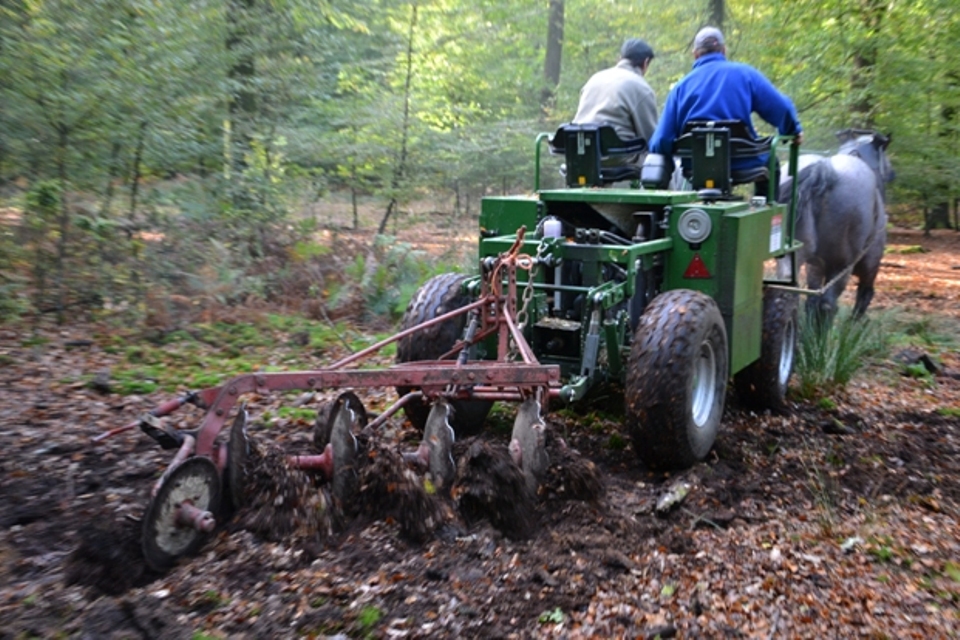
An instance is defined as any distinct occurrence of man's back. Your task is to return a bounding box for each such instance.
[574,59,657,145]
[660,53,797,147]
[648,27,801,175]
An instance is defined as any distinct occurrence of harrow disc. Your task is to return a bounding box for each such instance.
[226,405,249,512]
[142,456,220,572]
[510,397,549,496]
[422,400,456,491]
[329,393,362,506]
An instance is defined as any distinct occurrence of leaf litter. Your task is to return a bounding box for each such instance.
[0,229,958,638]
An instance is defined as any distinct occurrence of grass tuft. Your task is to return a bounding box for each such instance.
[793,307,886,399]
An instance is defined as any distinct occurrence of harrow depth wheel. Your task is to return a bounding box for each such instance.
[142,456,221,572]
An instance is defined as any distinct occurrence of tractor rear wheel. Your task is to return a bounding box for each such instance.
[734,288,798,412]
[396,273,492,436]
[626,289,728,470]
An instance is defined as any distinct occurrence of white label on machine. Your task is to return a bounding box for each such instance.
[770,214,782,253]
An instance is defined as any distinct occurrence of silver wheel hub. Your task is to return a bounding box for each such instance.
[691,340,717,428]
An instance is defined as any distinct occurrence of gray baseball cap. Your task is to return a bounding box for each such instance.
[693,27,725,52]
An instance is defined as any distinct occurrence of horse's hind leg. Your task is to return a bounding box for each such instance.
[853,258,880,318]
[804,262,841,325]
[853,284,875,318]
[853,224,886,318]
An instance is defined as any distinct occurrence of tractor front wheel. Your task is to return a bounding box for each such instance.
[734,288,798,412]
[396,273,492,436]
[626,289,728,470]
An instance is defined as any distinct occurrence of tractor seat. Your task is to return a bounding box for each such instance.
[548,123,647,188]
[673,120,773,196]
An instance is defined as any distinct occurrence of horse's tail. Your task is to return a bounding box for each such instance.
[787,160,838,225]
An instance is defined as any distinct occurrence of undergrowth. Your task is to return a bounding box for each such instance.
[793,306,886,399]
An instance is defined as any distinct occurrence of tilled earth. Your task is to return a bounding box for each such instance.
[1,229,958,639]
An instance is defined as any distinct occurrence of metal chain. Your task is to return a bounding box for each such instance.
[515,241,544,331]
[507,242,544,361]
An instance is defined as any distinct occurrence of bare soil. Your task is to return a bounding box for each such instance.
[0,228,958,639]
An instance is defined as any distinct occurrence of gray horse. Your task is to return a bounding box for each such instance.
[778,129,894,319]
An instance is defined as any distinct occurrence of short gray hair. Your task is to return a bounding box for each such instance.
[693,27,725,54]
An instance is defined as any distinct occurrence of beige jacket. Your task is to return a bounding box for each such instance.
[573,59,658,164]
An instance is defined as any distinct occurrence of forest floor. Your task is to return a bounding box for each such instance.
[0,227,959,639]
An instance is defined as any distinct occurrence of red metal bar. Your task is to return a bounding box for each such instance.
[289,443,333,479]
[327,297,491,370]
[366,391,421,431]
[193,362,560,455]
[503,301,537,364]
[152,435,196,496]
[123,234,559,464]
[93,395,194,442]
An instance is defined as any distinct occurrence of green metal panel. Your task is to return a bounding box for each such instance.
[661,200,749,298]
[717,204,777,374]
[539,188,699,207]
[480,196,541,239]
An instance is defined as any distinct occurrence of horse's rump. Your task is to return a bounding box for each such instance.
[777,132,891,318]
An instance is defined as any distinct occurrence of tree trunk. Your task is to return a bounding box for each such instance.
[540,0,564,116]
[352,185,359,230]
[850,0,886,128]
[708,0,724,29]
[53,124,69,325]
[226,0,257,190]
[377,2,418,235]
[99,140,122,217]
[128,120,148,220]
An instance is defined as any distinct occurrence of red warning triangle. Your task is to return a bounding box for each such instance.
[683,253,712,279]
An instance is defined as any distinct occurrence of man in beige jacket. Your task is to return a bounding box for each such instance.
[573,38,657,166]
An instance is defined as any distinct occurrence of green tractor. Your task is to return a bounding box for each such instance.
[398,120,802,470]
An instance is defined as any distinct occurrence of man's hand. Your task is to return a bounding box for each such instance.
[793,132,804,146]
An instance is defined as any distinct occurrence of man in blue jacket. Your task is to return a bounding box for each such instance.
[648,27,803,197]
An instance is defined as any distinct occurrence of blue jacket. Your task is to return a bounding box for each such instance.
[648,53,802,170]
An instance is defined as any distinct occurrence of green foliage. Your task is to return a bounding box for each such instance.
[817,397,838,411]
[885,245,926,255]
[538,607,565,624]
[1,0,959,324]
[276,406,318,422]
[606,433,627,451]
[885,312,957,352]
[328,234,460,321]
[799,444,839,538]
[0,283,29,323]
[356,605,382,631]
[903,362,933,380]
[794,308,886,399]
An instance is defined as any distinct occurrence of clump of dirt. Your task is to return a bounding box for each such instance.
[64,519,156,595]
[356,440,452,542]
[542,433,605,502]
[452,439,536,539]
[234,439,332,543]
